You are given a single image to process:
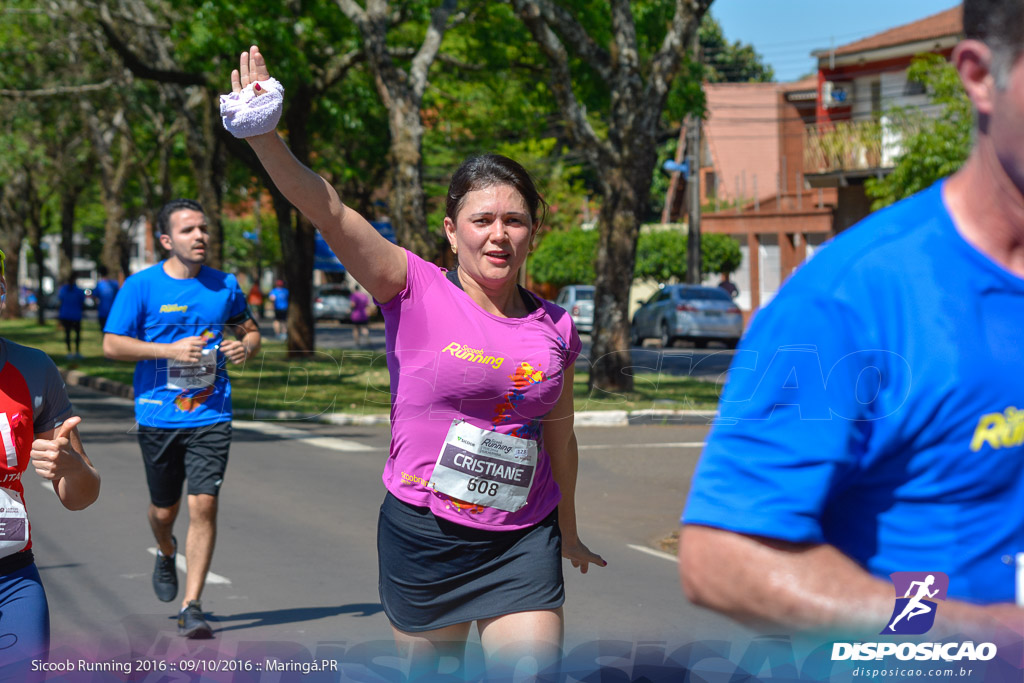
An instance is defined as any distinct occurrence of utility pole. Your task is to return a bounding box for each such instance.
[685,30,703,285]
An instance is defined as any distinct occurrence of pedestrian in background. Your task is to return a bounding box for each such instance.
[246,281,264,321]
[57,276,86,359]
[94,265,120,332]
[349,283,370,348]
[268,279,289,340]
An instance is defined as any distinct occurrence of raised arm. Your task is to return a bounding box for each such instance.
[230,46,407,303]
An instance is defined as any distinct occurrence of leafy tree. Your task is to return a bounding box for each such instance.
[635,230,740,281]
[865,54,971,210]
[528,228,598,288]
[99,0,368,355]
[699,13,774,83]
[530,228,740,288]
[634,230,688,282]
[336,0,460,263]
[701,232,741,275]
[509,0,712,393]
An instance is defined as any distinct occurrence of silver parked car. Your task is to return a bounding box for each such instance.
[630,284,743,348]
[313,284,353,322]
[554,284,595,333]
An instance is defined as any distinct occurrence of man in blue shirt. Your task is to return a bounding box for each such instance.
[268,279,289,340]
[93,265,119,332]
[680,0,1024,634]
[103,199,260,639]
[57,276,86,359]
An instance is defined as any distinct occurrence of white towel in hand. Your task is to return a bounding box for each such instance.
[220,78,284,138]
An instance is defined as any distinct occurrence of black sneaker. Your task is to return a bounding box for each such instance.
[178,600,213,639]
[152,536,178,602]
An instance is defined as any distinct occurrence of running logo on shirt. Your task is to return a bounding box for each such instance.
[441,342,504,369]
[970,406,1024,452]
[881,572,948,635]
[159,303,189,313]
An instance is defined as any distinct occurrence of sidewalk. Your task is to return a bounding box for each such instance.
[61,369,717,427]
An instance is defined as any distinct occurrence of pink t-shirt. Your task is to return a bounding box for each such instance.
[380,250,582,530]
[349,290,370,323]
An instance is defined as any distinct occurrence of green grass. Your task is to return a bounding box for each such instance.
[3,319,722,414]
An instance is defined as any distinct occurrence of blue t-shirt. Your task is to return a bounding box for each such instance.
[269,287,289,311]
[57,285,86,321]
[683,181,1024,604]
[104,263,248,428]
[94,278,119,318]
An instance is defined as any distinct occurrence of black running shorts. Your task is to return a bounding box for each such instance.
[137,422,231,507]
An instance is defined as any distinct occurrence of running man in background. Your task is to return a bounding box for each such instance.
[94,265,120,332]
[103,199,260,639]
[57,276,86,359]
[268,279,288,340]
[0,247,100,679]
[679,0,1024,633]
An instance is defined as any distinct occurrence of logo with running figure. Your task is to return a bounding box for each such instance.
[882,572,949,635]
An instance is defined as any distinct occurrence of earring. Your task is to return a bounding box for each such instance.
[451,244,457,254]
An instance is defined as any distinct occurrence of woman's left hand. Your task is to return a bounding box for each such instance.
[563,535,607,574]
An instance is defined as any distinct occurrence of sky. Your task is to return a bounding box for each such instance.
[711,0,962,83]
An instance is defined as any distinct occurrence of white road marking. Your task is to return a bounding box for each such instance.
[627,544,678,563]
[147,548,232,584]
[233,420,376,451]
[578,442,705,451]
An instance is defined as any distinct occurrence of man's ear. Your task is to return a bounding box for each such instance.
[158,232,172,252]
[954,39,997,118]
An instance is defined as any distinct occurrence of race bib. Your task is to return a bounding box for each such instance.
[0,487,28,558]
[430,419,537,513]
[167,348,216,391]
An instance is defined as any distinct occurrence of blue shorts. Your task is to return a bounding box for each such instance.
[0,555,49,680]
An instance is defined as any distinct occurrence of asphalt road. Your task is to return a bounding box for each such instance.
[23,384,748,676]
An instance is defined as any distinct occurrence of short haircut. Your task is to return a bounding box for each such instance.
[445,154,547,227]
[964,0,1024,87]
[156,198,205,235]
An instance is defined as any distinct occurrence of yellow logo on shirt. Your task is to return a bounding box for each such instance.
[160,304,189,313]
[970,406,1024,451]
[441,342,504,369]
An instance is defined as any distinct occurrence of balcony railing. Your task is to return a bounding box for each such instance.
[804,119,890,174]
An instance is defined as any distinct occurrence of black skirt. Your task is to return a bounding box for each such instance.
[377,492,565,632]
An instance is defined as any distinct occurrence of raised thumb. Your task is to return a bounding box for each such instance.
[56,415,82,439]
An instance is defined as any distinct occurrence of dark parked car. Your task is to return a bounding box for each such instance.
[313,284,353,322]
[554,285,595,333]
[631,284,743,348]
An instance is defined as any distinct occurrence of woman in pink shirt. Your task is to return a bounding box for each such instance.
[225,46,604,675]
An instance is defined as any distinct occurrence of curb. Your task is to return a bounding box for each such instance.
[60,369,717,428]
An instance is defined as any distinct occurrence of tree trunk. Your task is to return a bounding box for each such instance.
[3,251,23,320]
[183,88,225,270]
[100,202,130,279]
[388,100,435,261]
[271,191,316,357]
[589,154,655,393]
[60,191,77,283]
